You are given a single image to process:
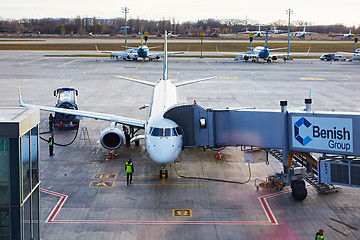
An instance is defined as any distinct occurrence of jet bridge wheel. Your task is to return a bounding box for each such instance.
[291,180,307,201]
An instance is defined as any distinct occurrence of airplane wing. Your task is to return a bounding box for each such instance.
[174,76,217,87]
[274,47,311,57]
[268,47,288,51]
[114,75,157,87]
[148,47,189,60]
[95,45,138,60]
[338,51,358,56]
[18,89,145,128]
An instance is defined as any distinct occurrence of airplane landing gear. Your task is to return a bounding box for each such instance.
[159,166,168,178]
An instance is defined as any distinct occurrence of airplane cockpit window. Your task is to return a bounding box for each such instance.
[149,127,180,137]
[175,127,183,135]
[151,127,163,137]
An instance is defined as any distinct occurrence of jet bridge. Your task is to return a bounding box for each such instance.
[164,100,360,199]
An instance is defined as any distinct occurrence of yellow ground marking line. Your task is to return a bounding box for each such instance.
[124,75,140,78]
[299,77,326,80]
[222,83,229,90]
[9,77,23,86]
[123,176,159,178]
[216,76,238,79]
[89,181,115,187]
[121,183,205,186]
[136,59,145,68]
[340,75,352,81]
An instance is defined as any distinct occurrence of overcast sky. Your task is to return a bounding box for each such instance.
[1,0,359,27]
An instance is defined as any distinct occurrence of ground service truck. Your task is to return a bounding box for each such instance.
[54,87,80,129]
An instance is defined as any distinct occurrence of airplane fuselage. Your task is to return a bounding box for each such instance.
[144,79,183,164]
[137,46,149,59]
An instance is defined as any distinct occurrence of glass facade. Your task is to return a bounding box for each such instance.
[0,138,10,239]
[0,124,40,240]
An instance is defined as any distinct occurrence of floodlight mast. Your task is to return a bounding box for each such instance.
[122,7,129,51]
[286,9,293,60]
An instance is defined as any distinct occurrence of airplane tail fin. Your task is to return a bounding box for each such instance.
[163,31,168,80]
[95,45,100,53]
[18,88,26,107]
[140,28,144,47]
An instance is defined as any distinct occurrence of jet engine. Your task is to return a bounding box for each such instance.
[99,127,125,150]
[271,56,278,61]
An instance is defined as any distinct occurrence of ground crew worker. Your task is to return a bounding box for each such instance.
[315,228,325,240]
[125,159,134,185]
[49,113,54,132]
[49,134,54,156]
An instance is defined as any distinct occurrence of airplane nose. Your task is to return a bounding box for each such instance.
[146,137,182,164]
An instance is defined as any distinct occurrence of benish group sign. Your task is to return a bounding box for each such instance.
[292,116,353,153]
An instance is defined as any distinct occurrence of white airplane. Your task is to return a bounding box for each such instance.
[237,25,265,37]
[96,30,186,61]
[19,31,216,177]
[218,29,310,62]
[269,26,284,34]
[338,48,360,61]
[334,29,354,39]
[291,26,318,38]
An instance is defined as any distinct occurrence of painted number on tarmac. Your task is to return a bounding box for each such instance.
[89,181,115,187]
[93,173,117,180]
[173,209,192,217]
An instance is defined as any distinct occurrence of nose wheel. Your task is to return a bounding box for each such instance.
[159,168,168,178]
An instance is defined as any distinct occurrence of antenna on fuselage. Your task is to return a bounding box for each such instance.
[163,31,168,81]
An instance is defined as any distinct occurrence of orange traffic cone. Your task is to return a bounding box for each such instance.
[216,150,222,160]
[109,150,114,159]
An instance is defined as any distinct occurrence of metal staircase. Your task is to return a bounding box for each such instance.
[267,149,340,194]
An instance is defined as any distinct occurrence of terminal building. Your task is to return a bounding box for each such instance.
[0,108,40,240]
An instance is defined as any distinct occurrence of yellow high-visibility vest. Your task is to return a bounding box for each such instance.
[126,162,133,173]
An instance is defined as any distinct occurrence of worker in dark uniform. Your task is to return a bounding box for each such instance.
[123,125,131,147]
[49,113,54,132]
[125,159,134,185]
[49,134,54,156]
[315,228,325,240]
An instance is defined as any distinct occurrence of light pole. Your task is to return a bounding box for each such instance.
[286,9,293,60]
[122,7,129,51]
[200,32,204,58]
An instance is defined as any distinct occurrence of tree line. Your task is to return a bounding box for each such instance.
[0,17,358,36]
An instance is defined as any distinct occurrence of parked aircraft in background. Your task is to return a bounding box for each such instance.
[291,26,318,38]
[334,30,354,39]
[338,48,360,61]
[19,31,216,177]
[218,29,310,62]
[237,25,265,37]
[96,30,186,61]
[269,26,284,34]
